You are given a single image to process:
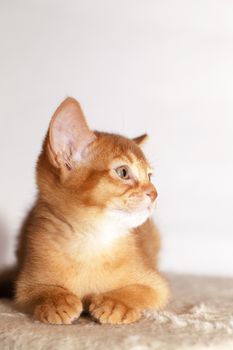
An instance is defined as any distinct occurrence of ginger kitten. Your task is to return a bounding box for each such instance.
[13,98,170,324]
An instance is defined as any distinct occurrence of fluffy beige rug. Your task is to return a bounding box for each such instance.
[0,274,232,350]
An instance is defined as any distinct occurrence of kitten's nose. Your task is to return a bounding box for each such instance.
[146,188,158,202]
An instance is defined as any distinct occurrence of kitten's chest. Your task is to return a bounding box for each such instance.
[72,255,128,298]
[68,220,131,259]
[64,227,135,297]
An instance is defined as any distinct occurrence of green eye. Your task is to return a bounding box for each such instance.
[115,166,130,180]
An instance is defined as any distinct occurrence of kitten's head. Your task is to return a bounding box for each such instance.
[38,98,157,228]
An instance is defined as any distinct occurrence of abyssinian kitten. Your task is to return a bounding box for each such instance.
[3,98,170,325]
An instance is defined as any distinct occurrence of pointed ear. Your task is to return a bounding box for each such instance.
[132,134,148,146]
[47,97,96,169]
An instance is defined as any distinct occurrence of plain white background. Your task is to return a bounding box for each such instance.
[0,0,232,275]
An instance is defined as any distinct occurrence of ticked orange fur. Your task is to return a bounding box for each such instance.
[14,98,170,324]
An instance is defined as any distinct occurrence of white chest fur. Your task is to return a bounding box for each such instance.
[69,213,132,260]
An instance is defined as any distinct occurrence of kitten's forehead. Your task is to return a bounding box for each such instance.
[92,131,150,169]
[110,153,150,172]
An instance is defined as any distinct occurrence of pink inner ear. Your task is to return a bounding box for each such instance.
[49,98,96,166]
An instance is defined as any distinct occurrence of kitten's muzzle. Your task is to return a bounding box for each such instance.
[145,188,157,203]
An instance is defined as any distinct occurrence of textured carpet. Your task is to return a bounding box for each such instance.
[0,274,233,350]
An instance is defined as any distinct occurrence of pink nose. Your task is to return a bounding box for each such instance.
[146,188,157,202]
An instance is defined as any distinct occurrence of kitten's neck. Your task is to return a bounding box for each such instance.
[39,199,132,253]
[71,205,132,238]
[65,205,133,259]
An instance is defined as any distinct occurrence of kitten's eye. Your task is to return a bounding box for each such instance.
[148,173,153,182]
[115,166,130,180]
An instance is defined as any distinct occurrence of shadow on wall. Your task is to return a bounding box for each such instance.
[0,215,17,298]
[0,214,11,266]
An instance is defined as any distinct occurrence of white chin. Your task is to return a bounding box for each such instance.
[110,209,152,228]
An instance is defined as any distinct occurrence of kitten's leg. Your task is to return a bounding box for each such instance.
[16,284,83,325]
[87,273,169,324]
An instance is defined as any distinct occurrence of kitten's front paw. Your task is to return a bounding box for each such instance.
[34,293,83,325]
[89,295,141,324]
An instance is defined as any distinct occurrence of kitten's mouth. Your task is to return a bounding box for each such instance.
[107,206,153,228]
[113,206,153,216]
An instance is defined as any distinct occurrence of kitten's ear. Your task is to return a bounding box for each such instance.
[132,134,148,146]
[47,97,96,169]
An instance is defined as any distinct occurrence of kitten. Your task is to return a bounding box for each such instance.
[13,98,169,324]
